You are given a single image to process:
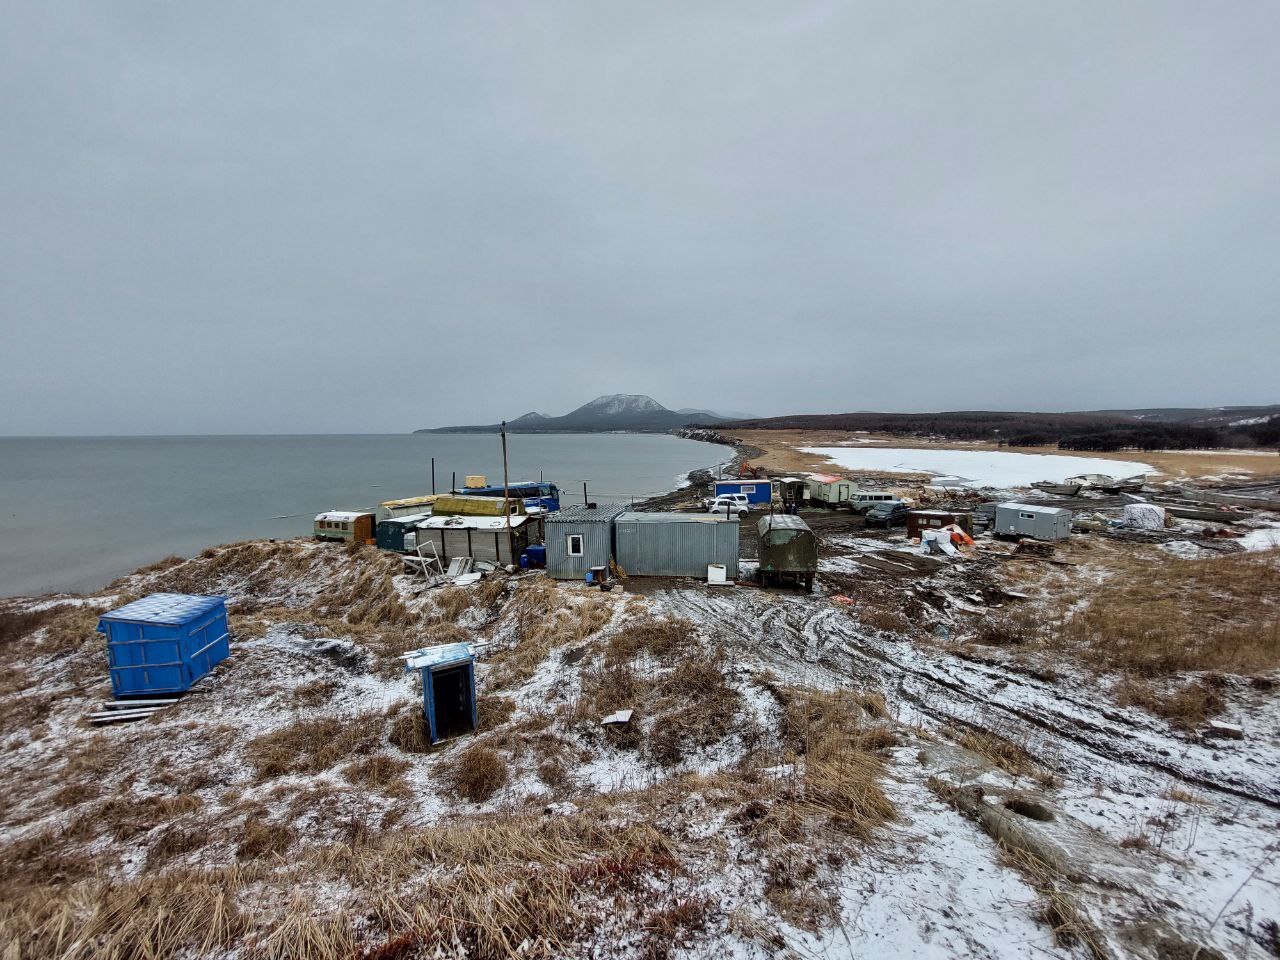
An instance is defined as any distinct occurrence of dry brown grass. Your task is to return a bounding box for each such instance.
[605,617,689,664]
[237,821,297,861]
[444,744,509,803]
[986,550,1280,680]
[344,753,411,796]
[433,586,473,620]
[488,581,612,690]
[291,677,340,706]
[387,703,431,754]
[1115,676,1226,729]
[947,724,1059,788]
[246,713,385,780]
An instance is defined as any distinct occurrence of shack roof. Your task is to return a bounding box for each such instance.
[418,514,531,531]
[546,503,630,524]
[403,642,474,672]
[997,502,1072,517]
[315,510,373,522]
[909,509,969,517]
[378,512,433,526]
[615,511,738,525]
[807,474,843,484]
[100,593,226,626]
[757,514,812,535]
[380,494,439,509]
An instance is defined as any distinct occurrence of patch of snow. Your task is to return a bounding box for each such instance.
[801,447,1153,489]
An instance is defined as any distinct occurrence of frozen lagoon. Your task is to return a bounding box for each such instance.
[801,446,1153,489]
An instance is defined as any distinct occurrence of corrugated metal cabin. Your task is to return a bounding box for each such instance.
[431,494,526,518]
[376,512,433,553]
[413,514,540,566]
[378,495,439,520]
[756,515,817,591]
[614,512,739,579]
[404,643,477,744]
[98,593,230,697]
[805,474,854,507]
[713,479,774,505]
[545,504,629,580]
[906,510,974,540]
[994,502,1072,541]
[314,511,376,543]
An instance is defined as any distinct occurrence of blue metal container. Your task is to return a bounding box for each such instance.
[520,544,547,569]
[714,479,773,504]
[404,643,477,744]
[98,593,230,697]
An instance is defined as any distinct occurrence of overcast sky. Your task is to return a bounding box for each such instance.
[2,2,1278,435]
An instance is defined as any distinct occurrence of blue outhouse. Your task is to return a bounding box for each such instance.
[714,479,774,505]
[98,593,230,698]
[404,642,477,744]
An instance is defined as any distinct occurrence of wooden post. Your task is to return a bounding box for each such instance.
[583,481,589,506]
[431,457,436,495]
[501,421,515,566]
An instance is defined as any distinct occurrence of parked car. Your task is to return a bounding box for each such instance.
[864,501,909,528]
[704,494,750,515]
[848,491,897,514]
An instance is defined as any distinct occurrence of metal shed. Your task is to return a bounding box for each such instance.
[404,642,477,744]
[98,593,230,697]
[714,479,773,505]
[756,514,818,590]
[376,512,433,553]
[805,474,854,507]
[614,512,739,579]
[413,514,539,566]
[994,502,1072,541]
[545,503,628,580]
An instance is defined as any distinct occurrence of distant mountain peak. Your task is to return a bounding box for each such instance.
[572,394,668,416]
[508,411,550,424]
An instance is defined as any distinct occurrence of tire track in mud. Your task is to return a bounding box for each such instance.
[801,604,1280,809]
[653,587,1280,810]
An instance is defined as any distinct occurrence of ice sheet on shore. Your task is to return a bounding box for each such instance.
[801,446,1154,489]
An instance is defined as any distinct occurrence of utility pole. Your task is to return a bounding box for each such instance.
[501,421,515,566]
[582,481,590,507]
[431,457,436,495]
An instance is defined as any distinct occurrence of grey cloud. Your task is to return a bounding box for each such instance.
[2,1,1277,433]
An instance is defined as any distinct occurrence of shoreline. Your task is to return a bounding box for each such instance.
[1,432,737,604]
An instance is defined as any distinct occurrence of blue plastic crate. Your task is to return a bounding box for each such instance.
[98,593,230,697]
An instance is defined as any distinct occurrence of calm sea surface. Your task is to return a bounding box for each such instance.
[0,433,730,598]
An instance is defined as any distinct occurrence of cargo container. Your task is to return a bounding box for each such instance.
[993,502,1072,541]
[756,514,817,591]
[314,511,376,543]
[614,512,739,579]
[545,504,629,580]
[713,479,773,505]
[805,474,854,507]
[98,593,230,697]
[906,510,974,540]
[376,512,433,552]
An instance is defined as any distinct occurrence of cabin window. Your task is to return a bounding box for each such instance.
[1019,512,1036,520]
[566,534,584,557]
[929,519,941,526]
[739,484,756,494]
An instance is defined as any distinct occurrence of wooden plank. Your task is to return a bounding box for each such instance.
[101,699,179,709]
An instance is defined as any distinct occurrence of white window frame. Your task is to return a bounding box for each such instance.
[566,534,584,557]
[739,484,756,494]
[1019,512,1036,520]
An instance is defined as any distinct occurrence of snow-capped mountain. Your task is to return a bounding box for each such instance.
[417,394,733,433]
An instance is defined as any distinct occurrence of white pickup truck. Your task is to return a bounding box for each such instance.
[703,493,751,516]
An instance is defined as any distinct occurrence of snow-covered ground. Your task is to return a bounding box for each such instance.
[801,447,1153,488]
